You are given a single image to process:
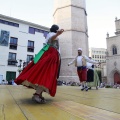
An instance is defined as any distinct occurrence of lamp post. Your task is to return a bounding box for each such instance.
[17,59,23,74]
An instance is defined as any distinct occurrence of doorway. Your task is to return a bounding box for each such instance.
[114,72,120,84]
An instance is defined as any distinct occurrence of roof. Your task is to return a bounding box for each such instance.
[0,14,49,31]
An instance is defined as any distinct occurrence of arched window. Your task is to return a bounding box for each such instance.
[112,46,117,55]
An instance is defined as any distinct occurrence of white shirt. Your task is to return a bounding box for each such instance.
[77,56,83,66]
[45,32,60,53]
[45,32,58,43]
[68,55,98,66]
[86,62,93,70]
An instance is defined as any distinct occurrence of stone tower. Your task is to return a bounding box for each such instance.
[53,0,89,82]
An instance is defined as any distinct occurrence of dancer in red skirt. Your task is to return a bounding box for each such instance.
[15,25,64,103]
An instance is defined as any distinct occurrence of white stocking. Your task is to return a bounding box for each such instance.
[36,86,44,95]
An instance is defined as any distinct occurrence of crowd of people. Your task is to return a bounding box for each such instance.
[0,79,17,85]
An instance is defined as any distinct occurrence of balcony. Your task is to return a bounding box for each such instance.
[27,46,34,52]
[8,59,18,66]
[9,43,17,50]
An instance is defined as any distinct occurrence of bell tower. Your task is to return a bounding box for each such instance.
[53,0,89,82]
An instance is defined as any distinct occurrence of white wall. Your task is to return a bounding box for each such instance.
[0,18,47,80]
[0,74,3,84]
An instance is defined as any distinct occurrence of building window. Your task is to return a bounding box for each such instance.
[35,28,44,33]
[29,27,35,34]
[112,46,117,55]
[43,31,49,38]
[27,55,34,63]
[0,19,19,27]
[27,40,34,52]
[28,27,48,37]
[8,52,17,65]
[29,27,44,34]
[9,37,18,50]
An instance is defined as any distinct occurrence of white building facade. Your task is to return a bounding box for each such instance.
[89,48,106,63]
[106,18,120,85]
[89,48,107,83]
[0,14,49,83]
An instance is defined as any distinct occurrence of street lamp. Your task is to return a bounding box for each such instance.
[17,59,23,74]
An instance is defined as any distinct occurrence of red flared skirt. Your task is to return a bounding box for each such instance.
[15,47,59,97]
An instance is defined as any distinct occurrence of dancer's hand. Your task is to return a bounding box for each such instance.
[57,29,64,35]
[51,29,64,40]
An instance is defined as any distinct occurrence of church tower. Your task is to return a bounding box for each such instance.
[53,0,89,82]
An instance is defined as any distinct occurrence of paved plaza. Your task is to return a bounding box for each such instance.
[0,85,120,120]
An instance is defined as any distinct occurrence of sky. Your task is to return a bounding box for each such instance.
[0,0,120,48]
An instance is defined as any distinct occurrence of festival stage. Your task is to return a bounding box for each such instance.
[0,85,120,120]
